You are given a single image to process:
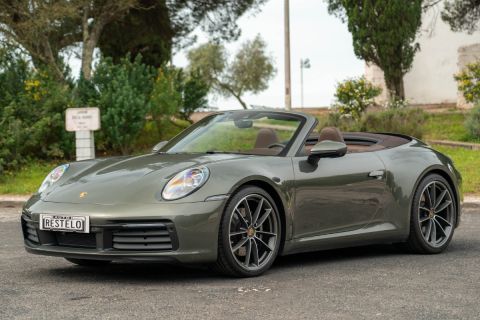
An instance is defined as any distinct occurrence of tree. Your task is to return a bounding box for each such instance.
[187,35,275,109]
[327,0,423,100]
[150,67,209,127]
[99,0,267,67]
[0,43,30,108]
[0,0,140,80]
[0,0,79,80]
[92,55,155,155]
[149,67,183,137]
[98,0,174,68]
[0,0,266,79]
[442,0,480,33]
[179,70,210,122]
[168,0,266,45]
[79,1,140,80]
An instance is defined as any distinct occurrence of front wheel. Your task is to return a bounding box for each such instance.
[215,186,282,277]
[406,174,457,254]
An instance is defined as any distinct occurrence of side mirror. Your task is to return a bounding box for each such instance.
[152,141,168,153]
[307,140,347,165]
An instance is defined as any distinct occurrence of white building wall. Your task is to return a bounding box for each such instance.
[366,1,479,107]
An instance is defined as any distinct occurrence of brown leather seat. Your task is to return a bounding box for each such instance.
[318,127,345,143]
[254,128,279,148]
[301,127,344,156]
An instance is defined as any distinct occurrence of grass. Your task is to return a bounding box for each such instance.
[0,162,59,195]
[432,145,480,195]
[423,112,473,142]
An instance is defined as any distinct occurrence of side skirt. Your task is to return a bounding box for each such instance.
[280,222,405,256]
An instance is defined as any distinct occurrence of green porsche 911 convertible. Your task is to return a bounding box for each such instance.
[22,110,462,277]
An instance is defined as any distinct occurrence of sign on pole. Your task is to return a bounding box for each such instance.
[66,107,100,132]
[66,108,100,161]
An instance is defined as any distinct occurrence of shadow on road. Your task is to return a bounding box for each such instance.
[35,244,408,283]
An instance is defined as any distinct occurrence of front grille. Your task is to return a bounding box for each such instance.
[55,232,97,248]
[112,227,173,251]
[23,218,39,244]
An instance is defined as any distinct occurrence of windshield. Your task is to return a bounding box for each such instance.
[161,111,304,156]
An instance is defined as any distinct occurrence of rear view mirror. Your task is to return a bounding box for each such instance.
[308,140,347,165]
[152,141,168,153]
[234,119,253,128]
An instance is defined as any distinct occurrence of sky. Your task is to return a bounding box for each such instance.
[172,0,364,110]
[66,0,365,110]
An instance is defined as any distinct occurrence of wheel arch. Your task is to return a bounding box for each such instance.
[229,179,288,255]
[411,166,460,228]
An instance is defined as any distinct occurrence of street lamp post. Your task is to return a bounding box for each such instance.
[300,58,311,108]
[284,0,292,110]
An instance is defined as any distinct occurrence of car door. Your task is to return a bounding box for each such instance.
[292,151,387,239]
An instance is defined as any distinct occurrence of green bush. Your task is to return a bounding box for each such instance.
[360,108,428,138]
[455,61,480,103]
[465,102,480,140]
[322,112,361,132]
[0,68,74,174]
[178,70,209,122]
[0,47,30,108]
[333,76,382,120]
[385,97,409,109]
[149,66,183,138]
[92,55,156,155]
[322,108,428,139]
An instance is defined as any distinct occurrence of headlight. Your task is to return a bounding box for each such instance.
[38,164,69,193]
[162,166,209,200]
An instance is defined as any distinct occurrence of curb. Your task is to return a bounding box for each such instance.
[0,195,29,208]
[463,197,480,209]
[428,139,480,150]
[0,201,25,208]
[463,202,480,209]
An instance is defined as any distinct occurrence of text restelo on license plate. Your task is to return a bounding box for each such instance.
[39,214,90,233]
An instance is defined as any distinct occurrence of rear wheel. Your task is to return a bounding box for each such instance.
[65,258,111,267]
[215,186,281,277]
[406,174,456,254]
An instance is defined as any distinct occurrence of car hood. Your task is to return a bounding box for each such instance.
[42,153,247,205]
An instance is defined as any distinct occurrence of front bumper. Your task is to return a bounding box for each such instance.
[22,198,227,264]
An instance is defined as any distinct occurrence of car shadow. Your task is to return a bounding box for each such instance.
[274,243,404,269]
[38,244,407,283]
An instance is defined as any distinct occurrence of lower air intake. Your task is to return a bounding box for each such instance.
[24,219,39,244]
[112,227,173,251]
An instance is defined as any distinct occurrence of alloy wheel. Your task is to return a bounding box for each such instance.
[418,181,455,248]
[228,194,279,271]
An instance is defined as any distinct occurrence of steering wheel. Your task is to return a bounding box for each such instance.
[267,143,285,149]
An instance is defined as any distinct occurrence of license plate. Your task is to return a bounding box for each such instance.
[39,214,90,233]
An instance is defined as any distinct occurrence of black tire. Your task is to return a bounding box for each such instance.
[405,174,457,254]
[65,258,112,266]
[214,186,282,277]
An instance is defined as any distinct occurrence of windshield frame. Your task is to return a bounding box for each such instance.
[158,110,308,157]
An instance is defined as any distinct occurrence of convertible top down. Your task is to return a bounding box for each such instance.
[22,110,462,277]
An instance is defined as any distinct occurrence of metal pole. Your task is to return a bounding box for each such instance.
[300,59,304,108]
[75,130,95,161]
[284,0,292,110]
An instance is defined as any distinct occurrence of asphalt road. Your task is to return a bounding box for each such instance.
[0,205,479,320]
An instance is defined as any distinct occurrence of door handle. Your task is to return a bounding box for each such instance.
[368,170,385,179]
